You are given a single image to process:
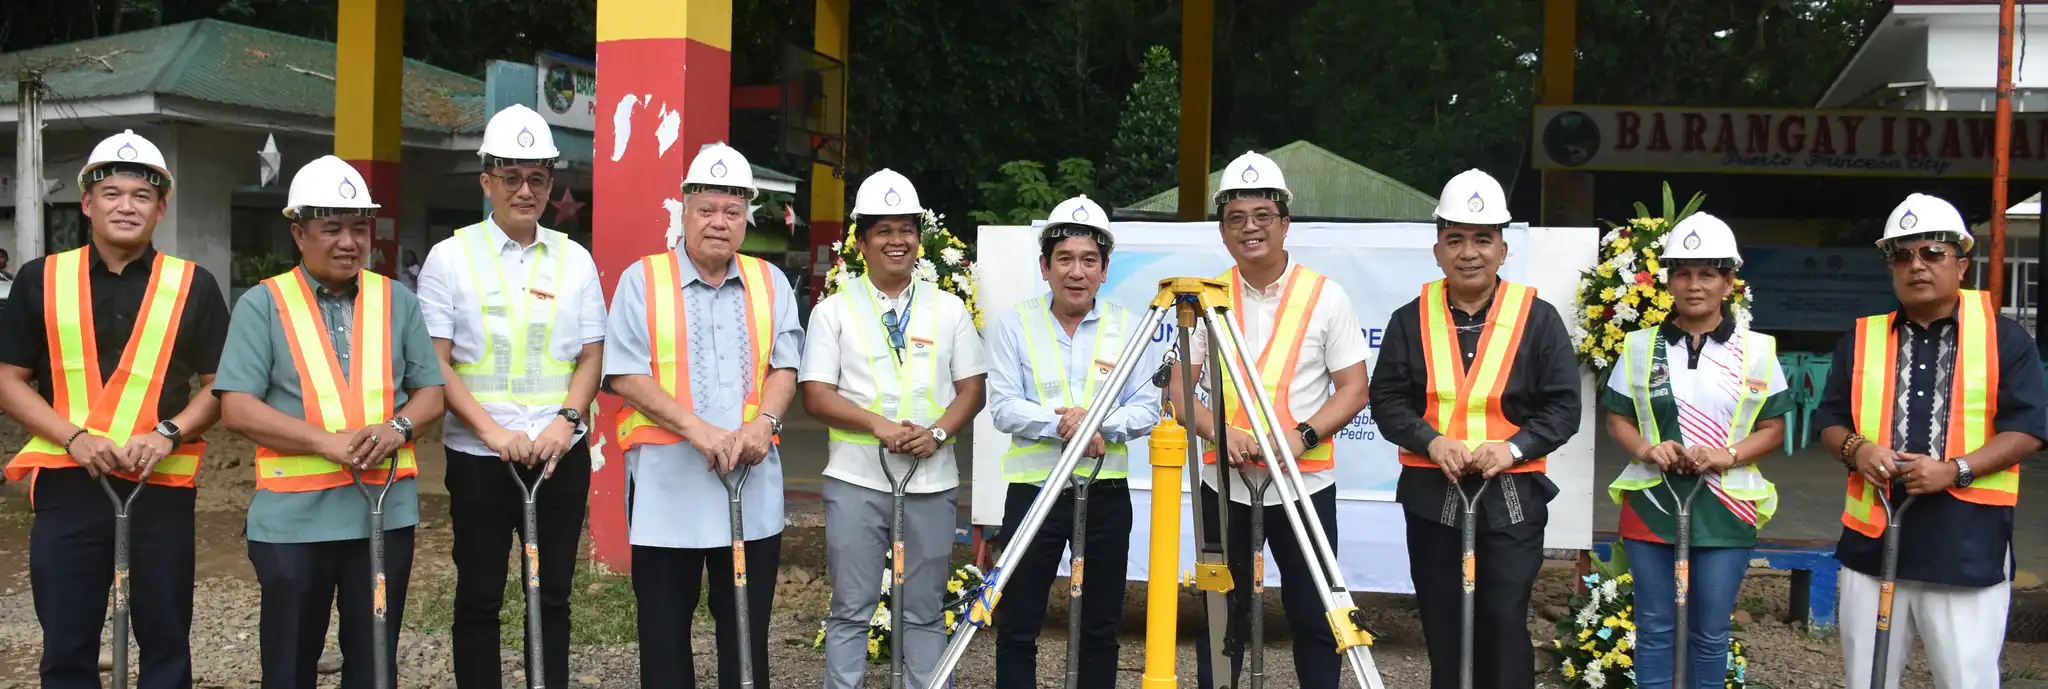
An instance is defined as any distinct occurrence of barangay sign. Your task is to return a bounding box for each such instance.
[1533,105,2048,178]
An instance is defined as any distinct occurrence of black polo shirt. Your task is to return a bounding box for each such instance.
[1369,282,1583,532]
[0,246,230,423]
[1813,303,2048,588]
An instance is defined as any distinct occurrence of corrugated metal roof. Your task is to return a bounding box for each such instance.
[1127,141,1439,220]
[2,19,485,133]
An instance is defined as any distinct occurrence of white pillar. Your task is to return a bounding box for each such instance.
[150,124,236,304]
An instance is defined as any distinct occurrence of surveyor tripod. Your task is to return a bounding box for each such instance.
[922,278,1385,689]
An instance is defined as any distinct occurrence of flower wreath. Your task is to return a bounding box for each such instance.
[1571,184,1754,374]
[821,210,984,329]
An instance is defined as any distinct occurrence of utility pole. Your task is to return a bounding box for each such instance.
[1989,0,2016,308]
[16,70,47,264]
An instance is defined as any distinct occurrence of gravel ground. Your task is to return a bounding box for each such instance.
[2,421,2048,687]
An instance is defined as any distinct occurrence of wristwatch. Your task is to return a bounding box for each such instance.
[1506,441,1525,462]
[928,426,950,444]
[388,416,414,442]
[1296,422,1321,451]
[759,411,785,436]
[556,407,583,428]
[154,420,182,444]
[1956,458,1976,488]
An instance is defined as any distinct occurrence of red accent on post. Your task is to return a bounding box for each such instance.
[591,36,733,573]
[345,159,403,275]
[807,218,843,307]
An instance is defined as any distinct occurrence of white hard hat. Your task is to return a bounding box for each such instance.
[1041,194,1114,254]
[283,155,382,220]
[1661,212,1743,269]
[1879,193,1974,253]
[478,104,561,164]
[852,169,926,220]
[78,129,174,199]
[682,142,758,200]
[1212,151,1292,206]
[1433,169,1512,226]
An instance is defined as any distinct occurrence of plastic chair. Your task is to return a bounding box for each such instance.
[1798,354,1833,449]
[1777,352,1809,456]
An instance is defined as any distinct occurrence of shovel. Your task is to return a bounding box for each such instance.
[1240,466,1276,689]
[1867,477,1915,689]
[1062,451,1111,689]
[1454,476,1491,689]
[98,462,156,689]
[722,463,756,689]
[880,448,921,689]
[508,463,549,689]
[350,458,400,689]
[1662,470,1707,689]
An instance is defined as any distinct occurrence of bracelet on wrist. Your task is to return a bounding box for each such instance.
[62,428,88,453]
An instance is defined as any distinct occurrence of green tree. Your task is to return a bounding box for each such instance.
[969,159,1096,226]
[1102,45,1179,208]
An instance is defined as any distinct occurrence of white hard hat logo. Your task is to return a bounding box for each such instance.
[1682,231,1701,250]
[516,128,536,148]
[1072,206,1089,222]
[709,160,729,178]
[1240,166,1260,184]
[1466,193,1484,213]
[1900,211,1918,230]
[339,179,358,200]
[885,189,902,207]
[117,143,139,161]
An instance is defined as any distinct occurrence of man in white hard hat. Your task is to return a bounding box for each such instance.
[986,195,1160,688]
[1370,168,1579,689]
[215,155,445,687]
[1815,193,2045,689]
[605,142,801,686]
[804,168,987,689]
[1172,151,1371,689]
[418,104,606,689]
[0,129,230,689]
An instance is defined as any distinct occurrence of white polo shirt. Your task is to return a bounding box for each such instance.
[1191,262,1371,506]
[418,218,607,457]
[801,278,987,494]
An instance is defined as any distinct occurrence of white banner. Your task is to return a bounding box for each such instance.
[536,52,597,132]
[971,222,1600,592]
[1533,104,2048,178]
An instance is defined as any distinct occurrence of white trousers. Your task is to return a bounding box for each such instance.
[1838,568,2009,689]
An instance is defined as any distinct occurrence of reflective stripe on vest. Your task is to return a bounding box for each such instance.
[1606,327,1781,527]
[617,253,779,451]
[449,223,574,406]
[1397,280,1547,473]
[5,248,205,488]
[1204,266,1335,471]
[1842,290,2009,538]
[254,269,417,491]
[1001,296,1130,483]
[826,278,947,446]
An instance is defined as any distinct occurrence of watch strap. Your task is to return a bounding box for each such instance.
[1956,458,1975,488]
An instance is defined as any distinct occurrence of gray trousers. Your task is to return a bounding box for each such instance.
[823,476,959,689]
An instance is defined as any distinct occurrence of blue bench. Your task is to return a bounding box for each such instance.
[1588,532,1841,629]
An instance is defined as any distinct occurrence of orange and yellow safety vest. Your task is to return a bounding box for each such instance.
[1841,289,2013,538]
[253,269,417,492]
[1205,266,1336,472]
[1396,279,1547,474]
[6,248,206,488]
[616,253,779,451]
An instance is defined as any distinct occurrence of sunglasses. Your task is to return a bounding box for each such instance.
[1886,244,1957,267]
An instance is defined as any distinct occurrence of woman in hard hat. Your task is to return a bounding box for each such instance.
[1602,213,1789,689]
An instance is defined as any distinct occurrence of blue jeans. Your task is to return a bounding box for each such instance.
[1624,539,1751,689]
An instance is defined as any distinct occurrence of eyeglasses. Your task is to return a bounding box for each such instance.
[493,172,553,191]
[880,309,908,364]
[1223,210,1282,230]
[1887,244,1957,267]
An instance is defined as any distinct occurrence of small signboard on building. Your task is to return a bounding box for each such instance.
[536,52,597,132]
[1533,105,2048,178]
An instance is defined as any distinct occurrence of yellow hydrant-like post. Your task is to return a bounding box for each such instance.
[1143,411,1188,688]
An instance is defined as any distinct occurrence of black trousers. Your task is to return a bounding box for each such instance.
[445,443,592,689]
[633,535,780,689]
[992,480,1133,689]
[1194,483,1342,689]
[248,527,416,689]
[1404,510,1545,689]
[29,468,196,689]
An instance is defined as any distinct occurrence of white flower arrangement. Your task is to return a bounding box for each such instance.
[821,210,983,329]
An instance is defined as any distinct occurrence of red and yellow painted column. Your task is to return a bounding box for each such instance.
[591,0,735,572]
[807,0,850,303]
[334,0,404,273]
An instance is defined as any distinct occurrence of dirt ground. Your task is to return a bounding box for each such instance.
[1,421,2047,688]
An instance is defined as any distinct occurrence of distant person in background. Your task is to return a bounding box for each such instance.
[400,250,422,290]
[0,247,15,281]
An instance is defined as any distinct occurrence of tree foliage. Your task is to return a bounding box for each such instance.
[969,159,1097,227]
[1102,45,1180,209]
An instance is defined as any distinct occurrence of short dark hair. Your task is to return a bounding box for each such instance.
[1214,191,1290,219]
[1038,229,1113,266]
[855,214,919,240]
